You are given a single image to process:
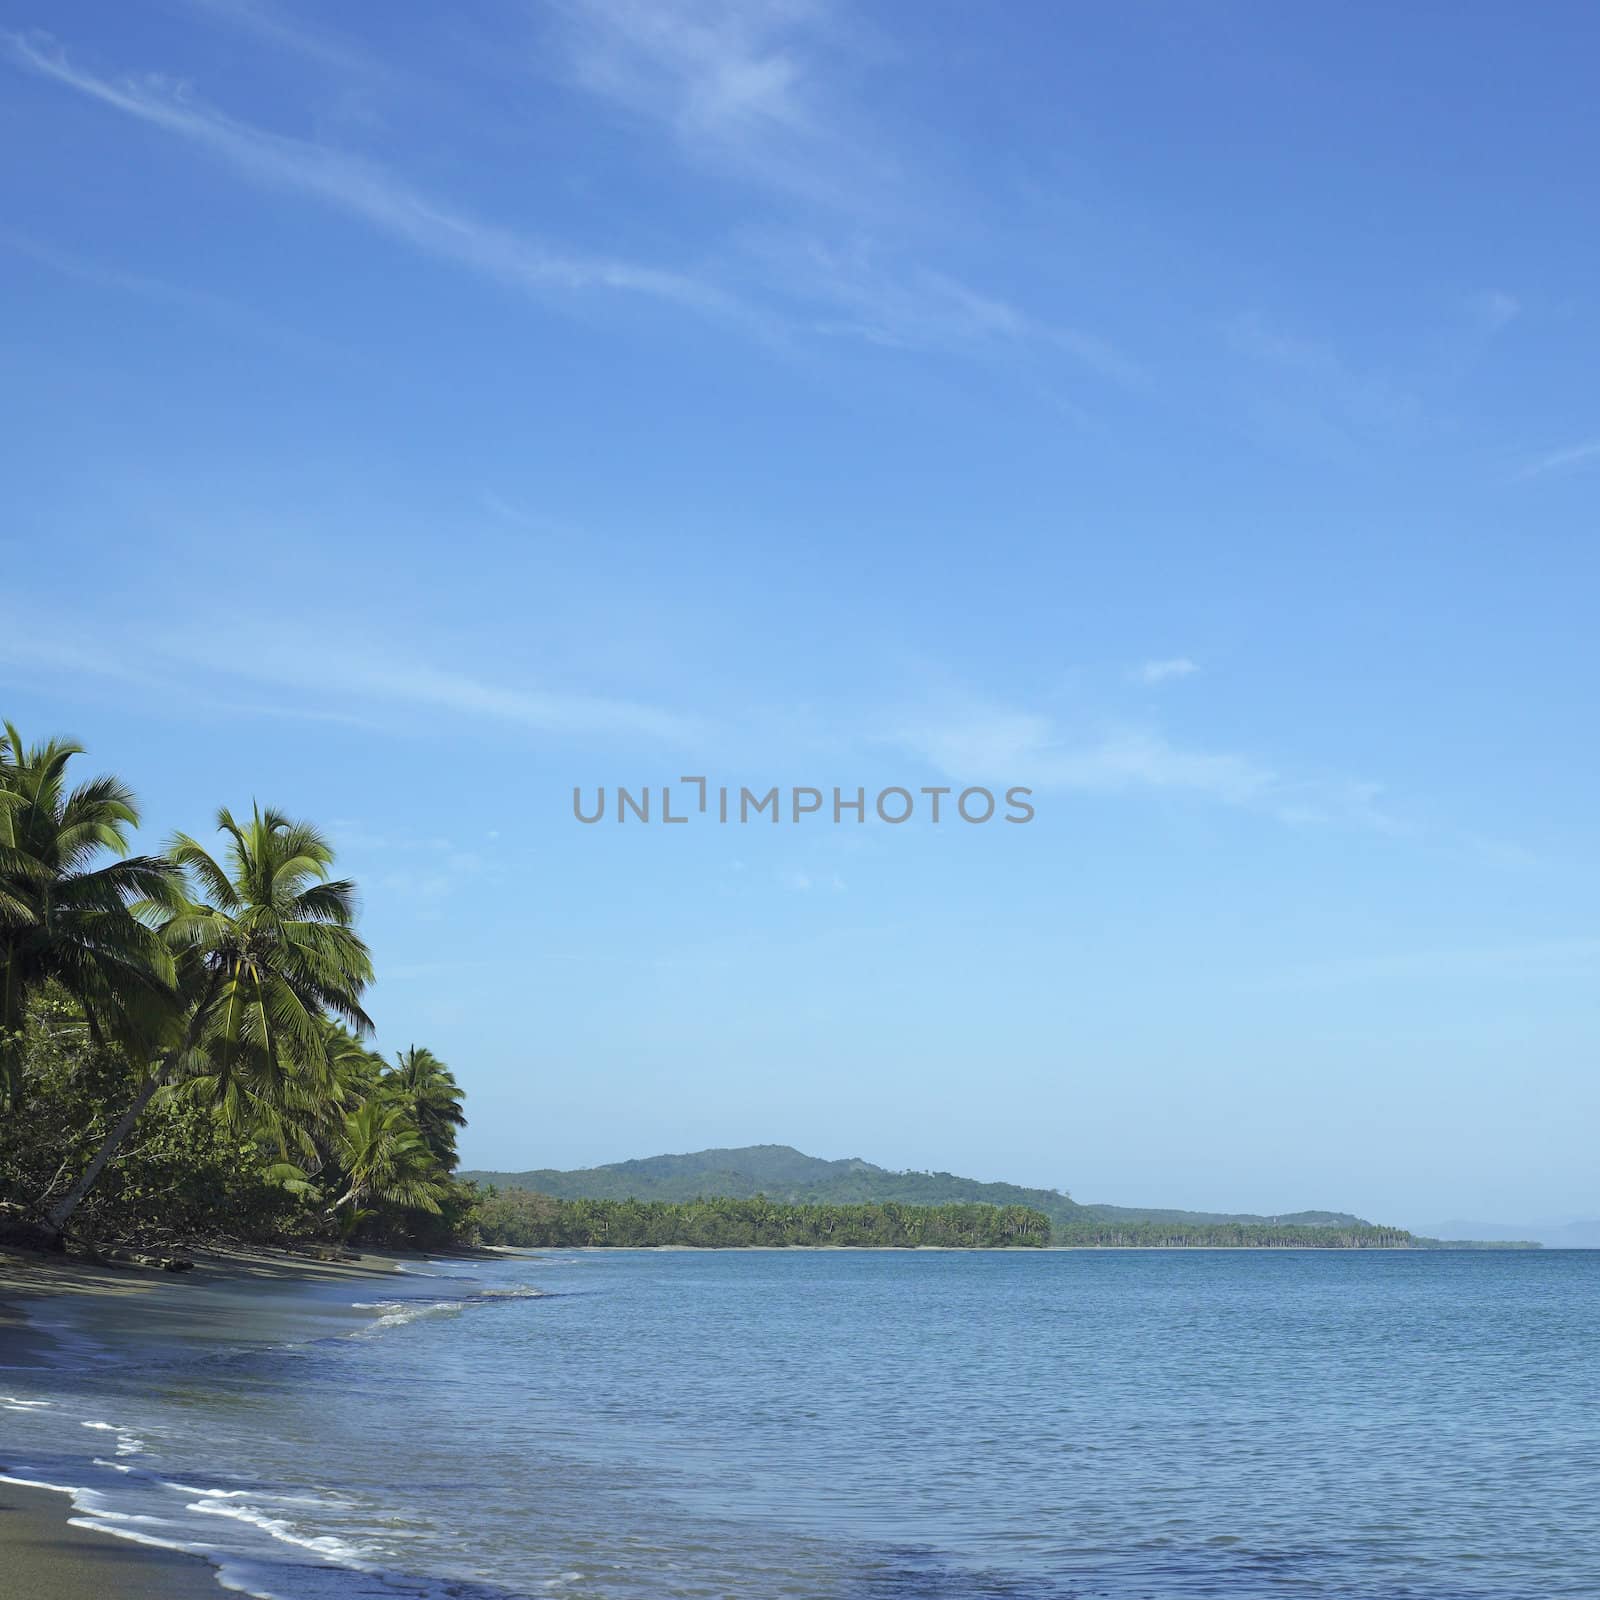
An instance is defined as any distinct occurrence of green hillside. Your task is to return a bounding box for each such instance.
[463,1143,1085,1222]
[462,1144,1518,1247]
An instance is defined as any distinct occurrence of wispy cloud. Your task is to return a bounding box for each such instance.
[7,26,1139,394]
[0,622,171,693]
[168,630,707,743]
[1,227,345,362]
[1225,311,1420,449]
[4,31,733,318]
[894,693,1392,827]
[179,0,387,82]
[779,866,846,893]
[1133,657,1198,686]
[1,608,702,745]
[896,700,1275,807]
[480,489,582,540]
[1516,438,1600,480]
[745,234,1146,385]
[1037,731,1276,808]
[544,5,1142,388]
[546,0,867,205]
[560,0,817,137]
[1464,288,1520,332]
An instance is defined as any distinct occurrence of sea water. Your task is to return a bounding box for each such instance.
[3,1248,1597,1598]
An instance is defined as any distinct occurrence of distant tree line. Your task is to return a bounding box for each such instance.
[464,1147,1490,1246]
[1048,1220,1421,1248]
[477,1189,1053,1248]
[476,1189,1468,1250]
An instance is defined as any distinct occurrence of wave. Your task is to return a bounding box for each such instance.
[5,1462,404,1600]
[187,1493,374,1565]
[349,1283,547,1333]
[4,1466,550,1600]
[349,1298,469,1330]
[80,1418,148,1455]
[2,1268,562,1600]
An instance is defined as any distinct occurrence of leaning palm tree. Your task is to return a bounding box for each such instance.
[0,723,182,1107]
[385,1045,466,1171]
[44,804,373,1236]
[329,1097,446,1227]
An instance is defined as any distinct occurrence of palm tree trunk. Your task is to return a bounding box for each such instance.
[44,1057,172,1236]
[43,973,220,1238]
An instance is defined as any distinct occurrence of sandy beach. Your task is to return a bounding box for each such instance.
[0,1480,222,1600]
[0,1244,427,1600]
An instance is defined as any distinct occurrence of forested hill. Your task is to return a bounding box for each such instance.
[463,1144,1390,1239]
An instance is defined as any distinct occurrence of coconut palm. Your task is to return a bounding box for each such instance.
[0,724,181,1107]
[329,1096,446,1225]
[44,805,373,1236]
[385,1045,466,1171]
[245,1018,384,1184]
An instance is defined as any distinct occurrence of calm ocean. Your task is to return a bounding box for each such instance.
[3,1248,1598,1599]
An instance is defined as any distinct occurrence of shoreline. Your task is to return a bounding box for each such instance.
[0,1243,449,1600]
[2,1239,1555,1600]
[490,1241,1488,1252]
[0,1480,222,1600]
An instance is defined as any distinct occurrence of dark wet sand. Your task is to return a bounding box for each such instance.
[0,1480,222,1600]
[0,1243,441,1600]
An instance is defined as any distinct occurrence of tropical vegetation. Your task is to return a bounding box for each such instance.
[477,1190,1052,1249]
[466,1145,1538,1249]
[0,722,476,1254]
[2,727,1530,1260]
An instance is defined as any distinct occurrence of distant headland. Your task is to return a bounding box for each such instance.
[462,1145,1541,1249]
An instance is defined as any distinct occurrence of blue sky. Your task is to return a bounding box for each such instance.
[4,2,1598,1225]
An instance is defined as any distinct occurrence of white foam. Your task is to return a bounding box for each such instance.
[212,1556,302,1600]
[351,1298,467,1329]
[4,1476,220,1564]
[171,1484,347,1511]
[1,1472,86,1495]
[350,1282,549,1335]
[64,1513,216,1553]
[80,1417,146,1454]
[188,1496,373,1564]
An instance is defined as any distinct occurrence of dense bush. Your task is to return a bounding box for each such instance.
[1,722,477,1254]
[1,995,307,1245]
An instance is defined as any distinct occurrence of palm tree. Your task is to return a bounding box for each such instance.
[244,1018,385,1190]
[0,724,182,1106]
[44,805,373,1236]
[385,1045,466,1171]
[329,1097,446,1227]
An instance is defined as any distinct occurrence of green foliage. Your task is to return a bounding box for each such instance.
[2,992,307,1244]
[463,1144,1441,1247]
[1,723,1519,1260]
[0,721,477,1254]
[0,723,184,1105]
[1046,1220,1420,1248]
[475,1189,1052,1249]
[463,1144,1085,1216]
[387,1046,465,1172]
[163,804,375,1150]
